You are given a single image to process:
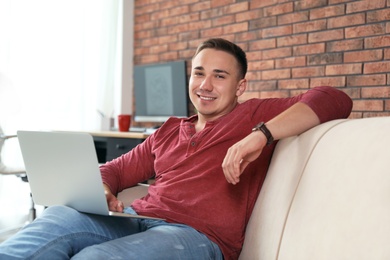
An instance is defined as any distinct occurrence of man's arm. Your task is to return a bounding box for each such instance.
[222,102,320,184]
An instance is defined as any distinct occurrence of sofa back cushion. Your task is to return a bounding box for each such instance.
[240,117,390,259]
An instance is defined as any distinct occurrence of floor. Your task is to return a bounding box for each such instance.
[0,175,43,243]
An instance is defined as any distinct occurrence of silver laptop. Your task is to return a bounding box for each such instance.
[17,130,162,220]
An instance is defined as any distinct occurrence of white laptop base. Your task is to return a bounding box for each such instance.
[17,130,162,220]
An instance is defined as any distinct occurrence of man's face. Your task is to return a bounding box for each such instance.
[189,48,246,122]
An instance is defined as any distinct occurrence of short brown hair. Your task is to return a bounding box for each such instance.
[193,38,248,79]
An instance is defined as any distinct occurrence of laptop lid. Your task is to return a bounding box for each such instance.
[17,130,162,220]
[17,130,111,215]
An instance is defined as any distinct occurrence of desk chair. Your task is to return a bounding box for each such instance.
[0,126,36,221]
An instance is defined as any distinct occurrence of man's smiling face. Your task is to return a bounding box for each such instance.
[189,48,246,122]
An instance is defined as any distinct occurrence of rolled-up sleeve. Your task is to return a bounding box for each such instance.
[300,86,353,123]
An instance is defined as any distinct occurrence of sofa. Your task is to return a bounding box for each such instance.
[118,116,390,259]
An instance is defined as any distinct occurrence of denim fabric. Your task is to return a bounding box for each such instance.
[0,205,223,260]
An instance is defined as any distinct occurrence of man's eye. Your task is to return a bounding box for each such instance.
[216,74,225,79]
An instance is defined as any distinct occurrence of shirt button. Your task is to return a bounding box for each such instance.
[191,142,196,146]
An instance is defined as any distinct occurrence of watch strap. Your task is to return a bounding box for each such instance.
[252,122,274,146]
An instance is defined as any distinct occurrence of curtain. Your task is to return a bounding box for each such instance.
[0,0,121,166]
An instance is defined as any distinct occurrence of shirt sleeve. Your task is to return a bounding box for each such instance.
[100,134,156,195]
[292,86,352,123]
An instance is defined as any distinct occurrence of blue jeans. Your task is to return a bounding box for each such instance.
[0,205,223,259]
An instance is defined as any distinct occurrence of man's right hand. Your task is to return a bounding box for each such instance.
[103,184,124,212]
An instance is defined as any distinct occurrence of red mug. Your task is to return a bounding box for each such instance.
[118,114,131,132]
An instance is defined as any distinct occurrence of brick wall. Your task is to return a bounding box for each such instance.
[133,0,390,118]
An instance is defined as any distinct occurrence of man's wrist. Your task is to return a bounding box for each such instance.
[252,122,274,146]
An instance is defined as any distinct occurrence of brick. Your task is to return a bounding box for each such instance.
[211,0,236,8]
[223,22,248,34]
[308,53,343,65]
[293,43,325,56]
[326,39,363,52]
[292,66,325,78]
[264,2,293,17]
[364,61,390,74]
[277,34,307,47]
[249,17,277,30]
[349,112,363,119]
[343,88,361,99]
[293,20,327,33]
[169,42,188,51]
[259,90,291,99]
[246,71,262,81]
[139,54,159,64]
[328,13,365,29]
[308,29,344,43]
[347,74,386,86]
[275,56,306,68]
[344,49,383,63]
[201,26,224,38]
[310,76,346,88]
[246,51,263,61]
[249,80,277,91]
[262,47,292,59]
[190,1,211,12]
[386,99,390,110]
[362,86,390,98]
[250,0,278,9]
[249,39,276,51]
[294,0,328,10]
[159,51,178,61]
[309,5,345,20]
[345,23,386,38]
[365,35,390,49]
[238,91,259,102]
[363,112,390,117]
[235,31,260,42]
[222,2,249,14]
[326,64,362,75]
[169,5,190,17]
[170,23,191,34]
[249,60,274,71]
[278,79,309,89]
[353,100,384,111]
[236,10,263,23]
[262,69,291,80]
[150,44,168,54]
[278,11,309,25]
[346,0,386,14]
[262,25,293,38]
[367,9,390,23]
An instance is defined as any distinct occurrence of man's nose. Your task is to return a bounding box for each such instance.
[199,76,213,91]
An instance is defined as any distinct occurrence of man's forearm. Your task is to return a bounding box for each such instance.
[265,102,320,141]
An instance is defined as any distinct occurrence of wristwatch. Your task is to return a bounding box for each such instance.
[252,122,274,146]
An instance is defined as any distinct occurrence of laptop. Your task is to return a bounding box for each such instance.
[17,130,162,220]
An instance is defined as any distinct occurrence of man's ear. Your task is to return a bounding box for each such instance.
[236,78,247,97]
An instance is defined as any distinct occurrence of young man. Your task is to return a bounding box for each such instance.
[0,38,352,259]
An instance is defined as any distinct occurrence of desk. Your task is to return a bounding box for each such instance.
[89,131,149,163]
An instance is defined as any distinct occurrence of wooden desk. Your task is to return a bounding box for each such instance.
[89,131,149,163]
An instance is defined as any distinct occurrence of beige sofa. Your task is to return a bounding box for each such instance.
[118,117,390,259]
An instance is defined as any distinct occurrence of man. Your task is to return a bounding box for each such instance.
[0,38,352,259]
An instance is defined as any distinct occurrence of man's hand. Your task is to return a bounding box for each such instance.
[103,184,124,212]
[222,131,267,185]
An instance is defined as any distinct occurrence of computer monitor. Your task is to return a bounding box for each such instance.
[133,60,189,123]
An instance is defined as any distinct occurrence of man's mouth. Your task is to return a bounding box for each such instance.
[198,95,216,101]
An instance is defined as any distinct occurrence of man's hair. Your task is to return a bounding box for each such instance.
[193,38,248,79]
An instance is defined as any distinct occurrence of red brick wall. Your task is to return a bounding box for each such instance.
[133,0,390,118]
